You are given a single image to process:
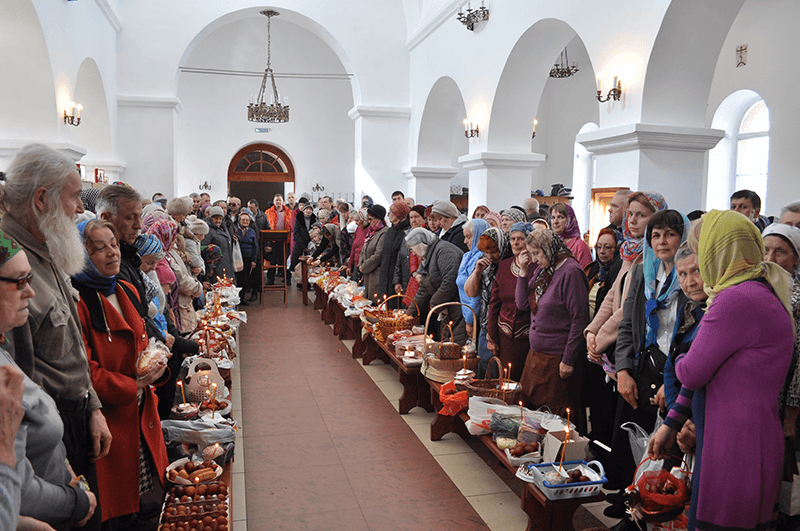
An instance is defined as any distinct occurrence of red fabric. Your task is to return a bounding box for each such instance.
[438,380,468,416]
[565,237,592,269]
[265,206,296,252]
[348,225,368,272]
[76,280,169,521]
[404,251,420,300]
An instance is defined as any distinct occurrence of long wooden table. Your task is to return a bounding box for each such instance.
[312,285,604,531]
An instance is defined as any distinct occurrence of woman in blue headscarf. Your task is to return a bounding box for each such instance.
[456,219,489,338]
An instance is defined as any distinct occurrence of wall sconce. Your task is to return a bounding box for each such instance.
[456,1,489,31]
[463,119,479,138]
[596,76,622,103]
[531,119,538,139]
[199,181,212,191]
[63,101,82,126]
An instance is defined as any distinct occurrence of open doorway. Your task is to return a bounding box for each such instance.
[227,143,295,209]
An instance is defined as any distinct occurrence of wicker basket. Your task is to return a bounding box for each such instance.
[426,355,479,372]
[376,295,419,338]
[458,356,521,405]
[190,324,235,361]
[419,302,479,383]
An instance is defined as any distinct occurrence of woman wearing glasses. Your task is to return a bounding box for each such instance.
[0,229,97,529]
[584,228,621,319]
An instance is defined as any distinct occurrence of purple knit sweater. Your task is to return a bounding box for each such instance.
[515,258,590,366]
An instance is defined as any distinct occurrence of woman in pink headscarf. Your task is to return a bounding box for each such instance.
[549,203,592,268]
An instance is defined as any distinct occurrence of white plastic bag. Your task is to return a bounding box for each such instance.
[466,396,520,435]
[781,475,800,516]
[622,412,664,466]
[232,241,244,272]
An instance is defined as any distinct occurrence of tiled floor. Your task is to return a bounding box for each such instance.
[232,288,617,530]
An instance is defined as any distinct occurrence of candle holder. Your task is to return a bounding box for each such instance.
[597,78,622,103]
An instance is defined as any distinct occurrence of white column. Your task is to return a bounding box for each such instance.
[577,124,724,213]
[458,151,545,213]
[405,166,458,206]
[349,105,411,207]
[117,95,182,198]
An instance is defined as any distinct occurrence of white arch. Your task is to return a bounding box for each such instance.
[72,58,113,158]
[416,76,468,167]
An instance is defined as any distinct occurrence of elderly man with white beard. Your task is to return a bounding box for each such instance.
[0,144,112,531]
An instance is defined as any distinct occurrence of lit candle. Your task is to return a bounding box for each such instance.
[519,401,524,423]
[532,119,538,133]
[212,383,217,403]
[613,76,618,90]
[508,363,512,387]
[463,118,469,133]
[76,103,83,119]
[566,407,571,429]
[502,368,507,404]
[462,354,467,371]
[177,381,186,405]
[558,426,569,473]
[596,76,602,93]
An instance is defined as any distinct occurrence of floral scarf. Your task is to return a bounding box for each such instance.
[619,191,668,261]
[528,228,575,315]
[477,227,511,328]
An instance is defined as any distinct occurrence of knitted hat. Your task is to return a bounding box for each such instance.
[186,215,209,236]
[367,204,386,220]
[167,196,192,216]
[207,206,225,218]
[239,207,254,221]
[134,233,164,257]
[431,200,459,219]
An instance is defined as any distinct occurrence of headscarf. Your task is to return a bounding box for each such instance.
[619,191,668,261]
[483,211,502,229]
[509,222,535,237]
[390,202,410,221]
[592,228,620,284]
[361,195,374,208]
[476,227,511,328]
[142,210,171,234]
[457,219,489,324]
[146,218,179,253]
[405,227,437,259]
[324,223,342,250]
[556,204,582,240]
[134,233,163,258]
[527,228,575,315]
[501,208,525,225]
[690,210,792,318]
[72,220,117,297]
[763,223,800,280]
[459,219,489,274]
[201,244,222,263]
[410,205,426,221]
[642,211,691,348]
[0,229,22,267]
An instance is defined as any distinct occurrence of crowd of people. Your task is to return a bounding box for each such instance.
[1,141,800,531]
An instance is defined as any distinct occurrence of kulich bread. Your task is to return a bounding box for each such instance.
[135,350,160,377]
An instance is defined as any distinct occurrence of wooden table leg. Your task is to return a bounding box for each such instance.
[430,413,455,441]
[521,486,585,531]
[323,300,335,325]
[313,285,325,311]
[333,307,343,337]
[352,330,365,359]
[397,371,416,414]
[415,374,435,413]
[301,259,309,306]
[362,336,377,365]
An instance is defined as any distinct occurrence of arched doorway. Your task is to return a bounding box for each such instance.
[227,143,295,210]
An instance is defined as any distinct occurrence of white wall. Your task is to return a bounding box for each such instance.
[706,0,800,217]
[175,17,354,199]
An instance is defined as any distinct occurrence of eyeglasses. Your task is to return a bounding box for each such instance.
[594,244,616,252]
[0,272,33,290]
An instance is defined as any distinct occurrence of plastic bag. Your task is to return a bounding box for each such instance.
[438,380,468,416]
[232,241,244,272]
[134,337,170,379]
[518,411,547,444]
[161,419,235,446]
[466,396,520,435]
[490,412,521,441]
[622,413,664,466]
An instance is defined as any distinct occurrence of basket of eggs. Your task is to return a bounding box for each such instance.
[623,455,692,522]
[376,294,419,339]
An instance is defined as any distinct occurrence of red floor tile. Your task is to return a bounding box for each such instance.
[243,431,340,472]
[240,403,326,438]
[263,509,370,531]
[329,422,430,464]
[361,498,490,531]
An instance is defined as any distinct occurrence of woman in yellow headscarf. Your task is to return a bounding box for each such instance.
[649,210,793,531]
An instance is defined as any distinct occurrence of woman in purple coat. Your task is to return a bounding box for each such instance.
[515,228,589,426]
[650,210,793,531]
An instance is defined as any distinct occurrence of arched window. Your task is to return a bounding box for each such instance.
[227,143,295,183]
[733,100,770,210]
[706,91,770,212]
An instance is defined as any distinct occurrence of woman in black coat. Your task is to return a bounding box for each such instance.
[378,202,411,305]
[289,203,317,274]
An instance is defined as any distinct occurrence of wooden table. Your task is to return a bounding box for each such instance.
[424,379,604,531]
[361,333,434,415]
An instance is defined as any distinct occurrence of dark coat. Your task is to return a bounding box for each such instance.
[616,264,688,374]
[204,222,234,279]
[289,213,317,272]
[410,238,466,343]
[441,220,469,253]
[378,217,411,300]
[358,226,388,304]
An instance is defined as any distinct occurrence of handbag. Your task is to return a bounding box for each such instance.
[232,241,244,272]
[636,344,667,415]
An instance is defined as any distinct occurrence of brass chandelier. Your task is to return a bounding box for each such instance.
[549,48,579,78]
[247,10,289,123]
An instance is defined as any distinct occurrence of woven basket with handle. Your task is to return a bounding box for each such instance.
[376,294,419,338]
[457,356,521,405]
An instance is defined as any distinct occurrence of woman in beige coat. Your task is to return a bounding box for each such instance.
[358,204,389,304]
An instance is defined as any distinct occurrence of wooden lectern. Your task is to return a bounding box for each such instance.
[261,230,290,307]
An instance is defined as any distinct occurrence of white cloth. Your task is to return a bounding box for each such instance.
[655,261,679,355]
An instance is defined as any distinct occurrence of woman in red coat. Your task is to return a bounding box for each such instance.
[71,220,170,525]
